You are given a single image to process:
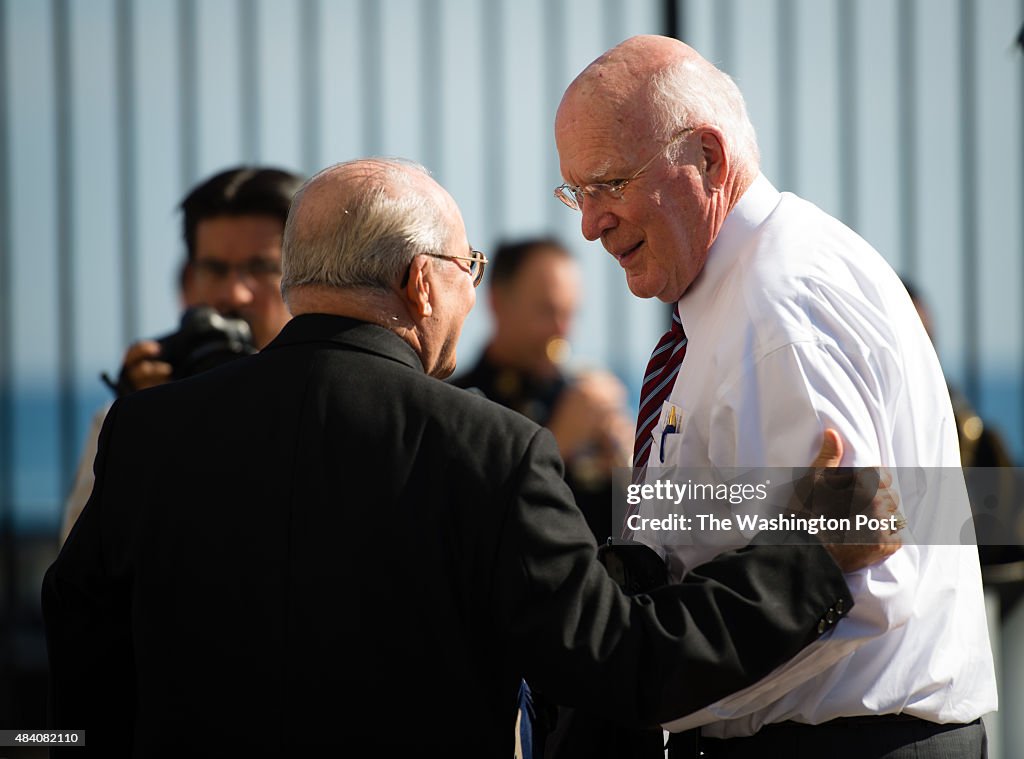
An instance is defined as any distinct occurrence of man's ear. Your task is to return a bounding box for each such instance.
[403,255,433,318]
[699,127,729,193]
[179,261,198,307]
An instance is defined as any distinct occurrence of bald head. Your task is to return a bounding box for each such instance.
[554,36,759,303]
[556,35,759,175]
[281,158,477,379]
[559,36,695,124]
[282,158,458,301]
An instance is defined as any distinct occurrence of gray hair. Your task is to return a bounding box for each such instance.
[281,158,451,295]
[649,57,760,172]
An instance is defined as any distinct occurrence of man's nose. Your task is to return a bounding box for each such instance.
[580,198,617,242]
[215,272,255,309]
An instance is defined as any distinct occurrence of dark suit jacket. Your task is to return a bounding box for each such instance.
[451,352,616,544]
[43,314,853,757]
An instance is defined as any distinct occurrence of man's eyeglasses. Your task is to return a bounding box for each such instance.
[193,257,282,284]
[419,249,489,287]
[553,127,695,211]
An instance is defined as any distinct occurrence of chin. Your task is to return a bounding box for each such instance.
[626,273,684,304]
[625,276,658,301]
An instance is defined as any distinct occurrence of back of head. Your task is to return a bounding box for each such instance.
[180,167,304,261]
[489,236,572,291]
[900,276,935,343]
[281,158,453,298]
[649,47,760,173]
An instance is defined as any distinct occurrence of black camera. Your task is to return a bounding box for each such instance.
[156,306,256,380]
[103,306,257,397]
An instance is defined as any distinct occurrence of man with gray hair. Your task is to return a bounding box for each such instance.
[43,158,894,757]
[554,35,995,757]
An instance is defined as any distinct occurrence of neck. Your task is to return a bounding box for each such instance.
[708,167,756,241]
[723,167,756,217]
[287,283,424,354]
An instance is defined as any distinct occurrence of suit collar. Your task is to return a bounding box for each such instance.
[265,313,424,373]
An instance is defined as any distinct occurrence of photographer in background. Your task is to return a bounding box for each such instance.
[114,166,303,391]
[452,237,634,546]
[61,166,304,543]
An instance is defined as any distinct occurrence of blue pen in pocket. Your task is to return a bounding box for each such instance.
[659,406,678,464]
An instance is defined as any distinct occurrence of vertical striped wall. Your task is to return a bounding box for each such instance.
[1,0,1022,532]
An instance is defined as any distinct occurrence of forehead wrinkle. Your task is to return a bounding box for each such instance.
[582,158,614,184]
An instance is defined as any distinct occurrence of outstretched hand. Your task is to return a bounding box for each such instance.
[803,430,903,573]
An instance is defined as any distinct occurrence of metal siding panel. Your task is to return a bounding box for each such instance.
[897,0,918,278]
[0,0,15,628]
[958,0,979,401]
[116,0,138,345]
[299,0,321,173]
[837,0,858,229]
[360,0,382,155]
[177,0,198,187]
[238,0,260,162]
[52,0,75,499]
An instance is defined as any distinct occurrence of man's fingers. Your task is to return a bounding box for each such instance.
[123,339,162,367]
[113,339,173,393]
[793,436,906,559]
[791,430,848,518]
[125,360,173,391]
[574,373,628,411]
[871,469,901,520]
[825,536,902,573]
[810,428,843,469]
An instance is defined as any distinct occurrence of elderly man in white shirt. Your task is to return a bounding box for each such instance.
[554,34,996,758]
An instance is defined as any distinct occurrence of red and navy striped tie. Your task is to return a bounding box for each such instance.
[632,310,687,472]
[624,311,687,538]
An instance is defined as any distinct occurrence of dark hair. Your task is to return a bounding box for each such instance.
[900,276,921,303]
[490,236,572,288]
[180,166,304,261]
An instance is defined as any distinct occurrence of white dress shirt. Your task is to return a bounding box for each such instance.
[636,174,997,737]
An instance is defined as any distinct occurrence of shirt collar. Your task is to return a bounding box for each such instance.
[265,313,424,373]
[676,173,782,328]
